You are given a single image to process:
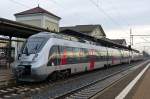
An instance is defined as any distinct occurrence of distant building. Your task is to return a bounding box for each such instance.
[111,39,127,46]
[60,25,106,38]
[14,6,61,32]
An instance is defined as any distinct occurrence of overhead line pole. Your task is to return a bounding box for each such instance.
[130,28,132,46]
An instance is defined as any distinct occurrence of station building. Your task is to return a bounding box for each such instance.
[14,6,61,32]
[13,6,61,58]
[111,39,127,46]
[60,25,106,39]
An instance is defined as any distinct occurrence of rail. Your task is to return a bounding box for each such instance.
[54,61,149,99]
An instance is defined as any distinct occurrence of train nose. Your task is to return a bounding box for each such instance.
[14,65,31,78]
[14,65,46,82]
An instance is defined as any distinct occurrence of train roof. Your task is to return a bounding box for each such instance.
[29,32,62,39]
[29,31,140,53]
[60,29,140,52]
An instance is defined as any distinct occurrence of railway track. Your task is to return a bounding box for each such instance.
[0,60,148,99]
[0,71,93,99]
[0,70,15,88]
[54,61,149,99]
[0,83,44,99]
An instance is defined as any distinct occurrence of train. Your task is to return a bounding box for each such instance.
[12,32,143,82]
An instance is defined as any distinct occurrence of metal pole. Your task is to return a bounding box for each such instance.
[130,28,132,46]
[132,35,133,45]
[8,36,12,68]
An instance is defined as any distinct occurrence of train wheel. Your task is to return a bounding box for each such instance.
[104,64,107,69]
[59,69,71,79]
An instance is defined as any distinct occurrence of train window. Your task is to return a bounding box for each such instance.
[66,47,74,64]
[95,50,100,61]
[83,48,89,63]
[107,49,111,61]
[59,46,67,65]
[47,46,60,66]
[124,51,129,58]
[79,48,88,63]
[73,48,80,63]
[115,50,121,59]
[91,49,97,62]
[100,50,108,61]
[95,50,101,61]
[22,37,48,54]
[78,48,83,63]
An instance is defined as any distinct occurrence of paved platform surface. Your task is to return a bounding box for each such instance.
[126,65,150,99]
[91,60,149,99]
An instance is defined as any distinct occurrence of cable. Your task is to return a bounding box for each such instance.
[89,0,129,34]
[47,0,65,9]
[135,42,150,45]
[7,0,31,8]
[141,37,150,42]
[103,0,130,27]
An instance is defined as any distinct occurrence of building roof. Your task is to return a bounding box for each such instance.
[14,6,61,19]
[0,18,49,38]
[61,29,139,51]
[111,39,127,45]
[60,25,106,36]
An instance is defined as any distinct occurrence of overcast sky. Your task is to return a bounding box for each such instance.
[0,0,150,52]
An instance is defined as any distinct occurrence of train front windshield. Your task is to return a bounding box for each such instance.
[22,37,48,54]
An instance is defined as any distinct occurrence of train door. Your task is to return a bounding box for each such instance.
[47,45,60,73]
[89,49,95,71]
[120,49,124,63]
[106,47,111,66]
[111,49,115,65]
[60,46,67,65]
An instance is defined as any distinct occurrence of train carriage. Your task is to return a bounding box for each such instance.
[13,32,142,82]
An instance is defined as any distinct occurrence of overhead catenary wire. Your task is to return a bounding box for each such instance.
[7,0,129,35]
[88,0,129,34]
[103,0,130,27]
[140,37,150,43]
[131,33,150,45]
[7,0,31,8]
[47,0,65,9]
[135,42,150,45]
[105,1,150,46]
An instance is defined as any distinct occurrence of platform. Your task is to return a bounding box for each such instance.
[125,64,150,99]
[0,68,15,87]
[91,61,150,99]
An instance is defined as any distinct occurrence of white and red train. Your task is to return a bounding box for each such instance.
[13,32,142,82]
